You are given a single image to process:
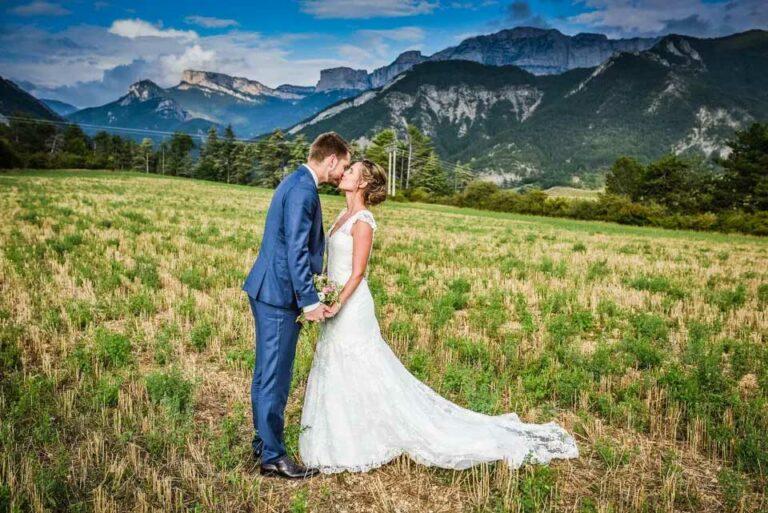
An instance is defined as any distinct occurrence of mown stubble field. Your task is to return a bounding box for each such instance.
[1,170,767,513]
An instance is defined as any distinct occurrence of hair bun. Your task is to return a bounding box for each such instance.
[359,160,388,206]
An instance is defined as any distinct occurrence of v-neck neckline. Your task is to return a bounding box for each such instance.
[328,208,364,239]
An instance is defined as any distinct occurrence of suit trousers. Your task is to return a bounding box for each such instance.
[248,296,301,463]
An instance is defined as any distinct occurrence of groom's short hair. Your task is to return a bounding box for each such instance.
[308,132,351,162]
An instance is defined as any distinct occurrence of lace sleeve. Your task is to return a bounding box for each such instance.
[350,210,377,232]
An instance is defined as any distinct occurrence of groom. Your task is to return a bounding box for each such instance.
[242,132,351,479]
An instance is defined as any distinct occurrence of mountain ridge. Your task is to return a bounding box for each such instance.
[0,76,63,122]
[65,74,357,139]
[67,78,218,138]
[315,27,659,91]
[290,30,768,186]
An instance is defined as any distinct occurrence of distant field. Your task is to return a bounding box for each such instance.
[1,170,766,512]
[543,186,603,201]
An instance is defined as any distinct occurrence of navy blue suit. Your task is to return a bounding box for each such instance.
[242,164,325,463]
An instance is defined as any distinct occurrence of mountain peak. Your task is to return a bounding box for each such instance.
[316,67,370,92]
[649,35,705,67]
[393,50,424,63]
[122,80,165,105]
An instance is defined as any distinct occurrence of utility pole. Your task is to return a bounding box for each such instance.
[401,117,412,190]
[387,146,393,196]
[392,131,398,196]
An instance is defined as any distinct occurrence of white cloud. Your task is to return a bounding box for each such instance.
[159,44,217,76]
[184,15,240,28]
[300,0,438,19]
[1,20,359,107]
[566,0,768,38]
[108,18,198,40]
[8,1,70,16]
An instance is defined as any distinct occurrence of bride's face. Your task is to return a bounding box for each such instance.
[338,162,367,194]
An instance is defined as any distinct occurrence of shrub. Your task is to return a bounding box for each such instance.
[93,328,132,368]
[460,180,499,209]
[145,368,194,414]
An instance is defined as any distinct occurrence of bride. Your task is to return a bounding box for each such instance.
[299,159,579,473]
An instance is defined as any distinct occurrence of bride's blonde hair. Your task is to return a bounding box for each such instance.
[357,159,387,206]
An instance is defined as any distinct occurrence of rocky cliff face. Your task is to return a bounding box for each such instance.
[312,27,658,92]
[315,67,371,91]
[178,70,301,100]
[315,52,428,91]
[430,27,658,75]
[369,51,427,88]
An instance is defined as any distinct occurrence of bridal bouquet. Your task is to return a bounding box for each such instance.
[296,274,341,324]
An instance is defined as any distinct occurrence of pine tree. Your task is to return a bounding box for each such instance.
[288,134,309,170]
[219,125,236,183]
[412,152,450,195]
[253,130,292,187]
[450,161,474,192]
[232,143,258,185]
[717,122,768,212]
[605,156,645,200]
[364,129,395,170]
[195,126,220,180]
[166,132,195,176]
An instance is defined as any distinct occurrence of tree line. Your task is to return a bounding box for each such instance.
[431,123,767,235]
[1,116,766,235]
[0,117,466,195]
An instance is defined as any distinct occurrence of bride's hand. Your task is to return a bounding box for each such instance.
[325,302,342,318]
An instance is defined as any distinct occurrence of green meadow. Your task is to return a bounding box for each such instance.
[1,170,767,512]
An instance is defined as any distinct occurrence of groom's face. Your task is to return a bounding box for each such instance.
[327,153,351,186]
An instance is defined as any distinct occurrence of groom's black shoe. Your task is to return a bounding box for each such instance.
[260,456,320,479]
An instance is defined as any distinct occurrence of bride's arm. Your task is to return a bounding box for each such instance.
[328,220,373,316]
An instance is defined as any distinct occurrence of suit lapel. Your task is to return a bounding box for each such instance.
[298,164,324,242]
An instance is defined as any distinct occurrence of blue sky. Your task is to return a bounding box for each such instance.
[1,0,766,107]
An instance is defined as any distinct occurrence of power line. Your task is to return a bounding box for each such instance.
[4,113,496,179]
[2,114,255,143]
[380,139,486,176]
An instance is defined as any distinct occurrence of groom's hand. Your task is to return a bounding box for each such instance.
[303,304,328,323]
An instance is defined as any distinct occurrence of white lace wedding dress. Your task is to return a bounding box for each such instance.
[299,209,579,473]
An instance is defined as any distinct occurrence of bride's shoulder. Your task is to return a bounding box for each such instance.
[351,209,377,231]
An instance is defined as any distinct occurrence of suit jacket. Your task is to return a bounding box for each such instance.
[242,165,324,310]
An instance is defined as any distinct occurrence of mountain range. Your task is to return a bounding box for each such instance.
[291,30,768,185]
[313,27,658,91]
[3,26,662,142]
[67,79,217,138]
[2,27,766,186]
[65,72,359,139]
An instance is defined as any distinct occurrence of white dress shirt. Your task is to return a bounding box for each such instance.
[302,163,321,314]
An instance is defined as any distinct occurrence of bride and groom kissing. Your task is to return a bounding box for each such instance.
[242,132,579,479]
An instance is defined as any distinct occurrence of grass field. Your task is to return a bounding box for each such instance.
[1,169,767,513]
[542,187,603,201]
